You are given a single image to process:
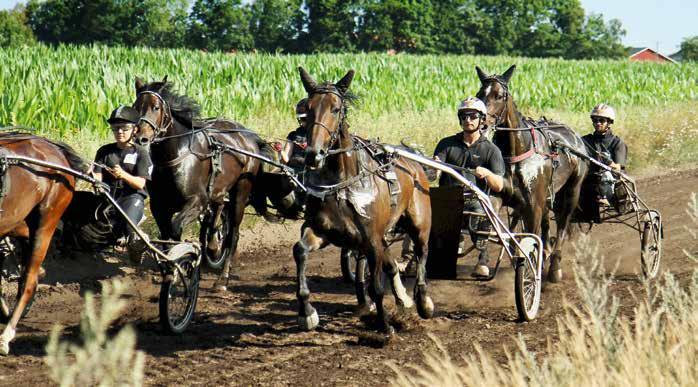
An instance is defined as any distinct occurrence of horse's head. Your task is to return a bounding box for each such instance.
[475,65,516,128]
[298,67,355,169]
[132,76,173,147]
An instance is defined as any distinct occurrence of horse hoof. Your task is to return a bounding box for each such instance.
[397,296,414,311]
[417,296,434,319]
[548,269,563,283]
[213,284,228,293]
[0,341,8,356]
[298,309,319,331]
[354,302,376,317]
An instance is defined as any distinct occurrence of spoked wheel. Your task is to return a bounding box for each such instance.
[203,206,231,270]
[514,237,541,322]
[159,243,201,334]
[340,248,357,284]
[641,210,662,279]
[0,240,33,323]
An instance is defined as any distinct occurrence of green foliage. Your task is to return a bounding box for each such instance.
[45,279,145,387]
[187,0,253,52]
[249,0,303,53]
[680,36,698,62]
[304,0,359,52]
[0,6,36,48]
[358,0,437,53]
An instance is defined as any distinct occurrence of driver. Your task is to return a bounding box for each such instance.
[433,97,505,277]
[281,98,309,171]
[92,105,153,247]
[582,103,627,207]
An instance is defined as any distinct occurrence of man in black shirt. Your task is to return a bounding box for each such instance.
[434,97,505,277]
[92,105,153,245]
[281,98,309,171]
[582,104,628,207]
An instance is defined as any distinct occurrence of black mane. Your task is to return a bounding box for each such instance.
[142,81,201,127]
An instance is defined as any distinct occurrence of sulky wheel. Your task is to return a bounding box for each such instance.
[641,210,662,279]
[340,248,357,284]
[514,236,541,322]
[202,206,231,271]
[0,240,33,323]
[159,243,201,334]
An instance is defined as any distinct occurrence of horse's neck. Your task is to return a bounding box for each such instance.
[324,128,357,182]
[153,118,191,161]
[502,99,531,156]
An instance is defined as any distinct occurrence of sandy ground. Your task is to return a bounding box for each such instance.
[0,168,696,386]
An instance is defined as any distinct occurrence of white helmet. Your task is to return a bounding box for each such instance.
[457,97,487,116]
[590,103,615,122]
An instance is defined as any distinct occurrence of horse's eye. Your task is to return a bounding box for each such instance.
[497,94,505,100]
[153,106,160,111]
[332,107,341,114]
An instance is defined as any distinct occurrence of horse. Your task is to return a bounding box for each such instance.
[0,131,87,355]
[292,67,434,334]
[475,65,588,282]
[132,77,273,291]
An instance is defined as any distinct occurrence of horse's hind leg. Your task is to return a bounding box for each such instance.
[367,244,393,334]
[410,226,434,319]
[384,247,414,311]
[293,226,325,330]
[1,197,68,355]
[213,178,253,292]
[353,253,375,316]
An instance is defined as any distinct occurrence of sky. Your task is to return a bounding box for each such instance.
[1,0,695,54]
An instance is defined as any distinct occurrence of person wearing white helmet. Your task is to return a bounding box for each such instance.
[582,103,628,207]
[433,97,505,277]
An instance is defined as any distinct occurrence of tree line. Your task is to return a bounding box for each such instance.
[0,0,657,59]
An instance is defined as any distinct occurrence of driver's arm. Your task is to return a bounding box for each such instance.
[476,147,505,193]
[281,141,293,163]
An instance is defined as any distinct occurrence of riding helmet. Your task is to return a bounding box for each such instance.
[457,97,487,116]
[107,105,140,125]
[590,103,616,123]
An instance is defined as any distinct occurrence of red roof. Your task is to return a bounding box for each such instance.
[628,48,677,64]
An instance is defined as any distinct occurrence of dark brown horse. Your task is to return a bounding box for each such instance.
[133,77,271,291]
[293,67,433,334]
[0,132,87,354]
[476,65,588,282]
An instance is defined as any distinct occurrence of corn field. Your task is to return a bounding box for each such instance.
[1,44,697,140]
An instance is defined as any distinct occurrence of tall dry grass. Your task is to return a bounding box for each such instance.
[390,195,698,386]
[45,279,145,387]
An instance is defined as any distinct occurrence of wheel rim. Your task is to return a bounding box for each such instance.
[167,258,197,329]
[642,215,662,278]
[522,258,538,313]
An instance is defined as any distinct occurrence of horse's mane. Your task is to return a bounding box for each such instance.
[142,80,201,128]
[0,130,89,173]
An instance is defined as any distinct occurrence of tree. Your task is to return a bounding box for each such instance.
[249,0,303,53]
[0,5,36,47]
[357,0,437,53]
[304,0,358,52]
[430,0,484,54]
[187,0,253,52]
[679,36,698,62]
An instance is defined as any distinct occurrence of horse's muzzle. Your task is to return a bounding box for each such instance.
[135,136,151,147]
[304,150,325,169]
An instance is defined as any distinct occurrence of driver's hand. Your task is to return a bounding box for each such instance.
[111,165,126,179]
[609,162,621,171]
[474,166,491,179]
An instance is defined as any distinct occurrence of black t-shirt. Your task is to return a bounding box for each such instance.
[582,130,627,167]
[94,143,152,197]
[286,127,308,168]
[433,133,505,190]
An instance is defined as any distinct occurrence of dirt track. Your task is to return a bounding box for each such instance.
[1,168,696,386]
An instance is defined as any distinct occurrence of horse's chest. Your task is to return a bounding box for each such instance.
[515,154,548,190]
[307,198,362,245]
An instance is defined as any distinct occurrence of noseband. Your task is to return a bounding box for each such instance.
[308,87,347,154]
[135,90,173,139]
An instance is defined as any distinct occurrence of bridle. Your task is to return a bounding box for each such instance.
[480,77,511,128]
[307,87,347,155]
[135,91,174,140]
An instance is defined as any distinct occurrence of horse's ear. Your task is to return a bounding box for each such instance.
[476,66,488,83]
[162,75,168,84]
[135,77,145,93]
[501,65,516,84]
[298,67,317,94]
[335,70,355,94]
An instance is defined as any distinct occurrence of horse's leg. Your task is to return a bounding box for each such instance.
[405,186,434,319]
[293,226,325,330]
[385,247,414,311]
[548,178,584,283]
[354,253,375,316]
[171,195,205,240]
[213,178,253,292]
[205,202,224,254]
[150,195,175,240]
[0,201,66,355]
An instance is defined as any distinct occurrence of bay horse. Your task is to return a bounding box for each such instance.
[293,67,434,334]
[476,65,588,282]
[0,131,87,355]
[133,77,272,291]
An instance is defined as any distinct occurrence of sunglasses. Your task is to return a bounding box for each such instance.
[111,125,135,132]
[459,112,481,121]
[591,117,610,124]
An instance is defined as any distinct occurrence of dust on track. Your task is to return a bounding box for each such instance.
[0,169,696,386]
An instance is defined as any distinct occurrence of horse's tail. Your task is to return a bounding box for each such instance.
[247,131,277,217]
[398,140,438,182]
[52,140,90,173]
